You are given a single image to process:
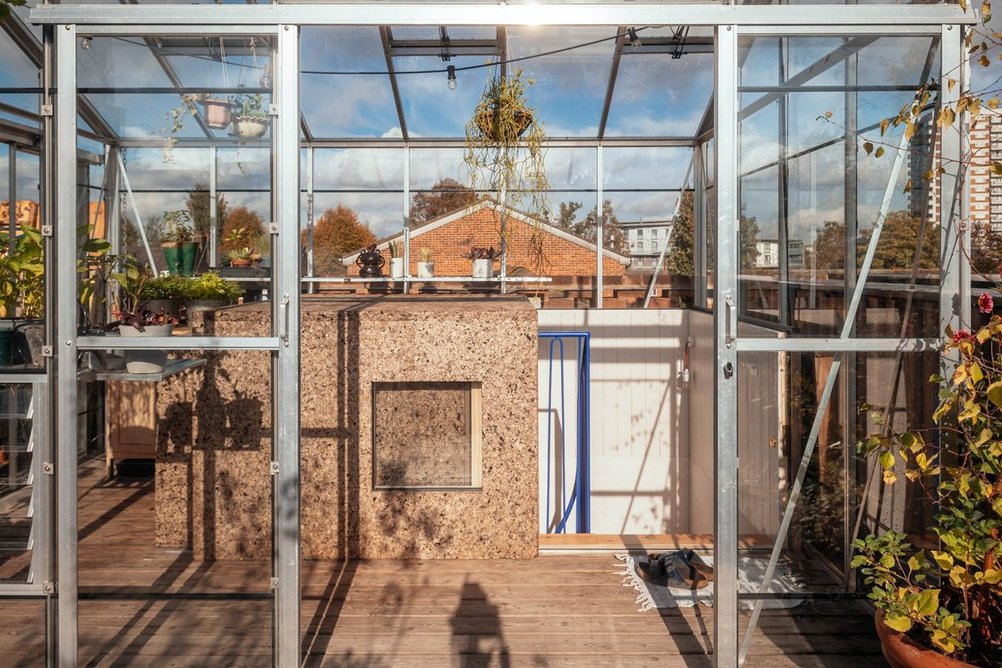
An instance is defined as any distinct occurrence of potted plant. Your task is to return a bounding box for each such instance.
[160,209,197,276]
[202,96,232,130]
[388,240,404,279]
[853,302,1002,667]
[464,67,549,272]
[231,93,270,141]
[464,246,500,279]
[111,260,178,374]
[181,271,244,316]
[417,247,435,279]
[0,224,44,366]
[139,274,188,321]
[225,246,260,268]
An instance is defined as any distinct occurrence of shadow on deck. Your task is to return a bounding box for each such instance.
[0,459,888,667]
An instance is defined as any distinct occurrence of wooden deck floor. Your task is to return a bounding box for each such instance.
[0,459,888,667]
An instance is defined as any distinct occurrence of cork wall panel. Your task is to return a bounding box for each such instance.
[155,296,538,560]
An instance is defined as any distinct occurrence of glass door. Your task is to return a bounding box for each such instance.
[54,23,300,665]
[715,24,964,665]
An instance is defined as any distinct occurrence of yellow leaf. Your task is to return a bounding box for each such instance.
[863,141,874,155]
[990,97,1001,110]
[948,78,957,92]
[875,147,885,158]
[980,53,991,67]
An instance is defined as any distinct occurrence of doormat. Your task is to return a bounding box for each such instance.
[615,553,805,611]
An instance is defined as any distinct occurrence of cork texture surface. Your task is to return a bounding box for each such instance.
[155,295,538,560]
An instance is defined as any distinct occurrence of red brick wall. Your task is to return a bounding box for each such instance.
[347,207,629,277]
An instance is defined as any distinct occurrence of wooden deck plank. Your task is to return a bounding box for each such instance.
[0,459,887,666]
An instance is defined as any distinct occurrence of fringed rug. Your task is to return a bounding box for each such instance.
[615,553,805,611]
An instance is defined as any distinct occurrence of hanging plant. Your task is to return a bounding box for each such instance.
[464,67,549,272]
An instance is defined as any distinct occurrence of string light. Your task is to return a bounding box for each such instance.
[447,65,457,90]
[627,27,642,49]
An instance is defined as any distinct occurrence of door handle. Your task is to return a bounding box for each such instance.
[725,293,736,348]
[278,293,290,347]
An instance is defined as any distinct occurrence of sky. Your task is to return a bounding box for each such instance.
[2,11,1002,247]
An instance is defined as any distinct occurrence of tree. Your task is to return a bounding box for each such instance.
[220,206,266,253]
[740,215,760,271]
[549,199,629,255]
[971,220,1002,277]
[306,204,376,276]
[185,182,228,239]
[409,178,476,225]
[663,192,695,276]
[812,220,846,271]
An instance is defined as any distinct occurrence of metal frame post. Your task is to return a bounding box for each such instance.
[596,145,604,308]
[273,24,301,668]
[54,23,78,667]
[209,145,218,268]
[694,144,707,308]
[940,23,966,335]
[713,23,740,668]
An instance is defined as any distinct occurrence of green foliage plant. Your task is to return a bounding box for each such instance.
[0,224,44,319]
[140,275,188,300]
[181,271,243,301]
[853,311,1002,665]
[161,209,194,245]
[464,67,549,272]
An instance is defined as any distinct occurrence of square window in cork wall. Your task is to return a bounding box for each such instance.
[372,381,483,490]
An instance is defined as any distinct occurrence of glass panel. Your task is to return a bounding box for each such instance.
[506,27,616,137]
[737,35,941,336]
[605,52,713,138]
[80,354,275,659]
[78,34,275,338]
[0,384,35,585]
[310,192,397,277]
[395,54,498,137]
[301,27,401,139]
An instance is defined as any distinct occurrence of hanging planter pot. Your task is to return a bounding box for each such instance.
[474,107,533,142]
[234,115,270,140]
[203,97,232,130]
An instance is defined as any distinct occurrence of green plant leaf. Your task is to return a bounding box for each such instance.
[914,589,939,616]
[884,612,913,632]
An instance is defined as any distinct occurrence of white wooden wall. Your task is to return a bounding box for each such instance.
[687,311,783,540]
[537,310,689,534]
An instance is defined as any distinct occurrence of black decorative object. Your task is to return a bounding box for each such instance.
[356,244,385,278]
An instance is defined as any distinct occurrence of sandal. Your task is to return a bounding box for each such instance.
[673,549,715,583]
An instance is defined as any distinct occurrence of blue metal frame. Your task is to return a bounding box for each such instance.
[539,331,590,533]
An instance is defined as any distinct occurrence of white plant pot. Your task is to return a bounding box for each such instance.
[389,257,405,278]
[472,258,494,279]
[417,261,435,278]
[234,116,269,140]
[119,323,174,374]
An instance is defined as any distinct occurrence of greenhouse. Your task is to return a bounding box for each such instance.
[0,1,994,666]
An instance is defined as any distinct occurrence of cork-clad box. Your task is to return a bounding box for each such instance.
[155,295,539,560]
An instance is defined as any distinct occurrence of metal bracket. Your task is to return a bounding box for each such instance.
[42,462,53,475]
[270,577,279,590]
[270,461,279,475]
[41,346,53,358]
[268,222,279,235]
[40,225,53,237]
[40,105,53,117]
[269,104,279,117]
[42,581,55,594]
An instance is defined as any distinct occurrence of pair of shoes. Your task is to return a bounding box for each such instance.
[637,550,714,590]
[672,549,714,587]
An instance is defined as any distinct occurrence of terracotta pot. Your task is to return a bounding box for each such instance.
[875,612,976,668]
[230,258,253,267]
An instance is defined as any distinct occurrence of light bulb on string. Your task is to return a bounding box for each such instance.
[447,65,457,90]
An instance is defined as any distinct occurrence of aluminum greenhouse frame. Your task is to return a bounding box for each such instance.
[3,2,978,666]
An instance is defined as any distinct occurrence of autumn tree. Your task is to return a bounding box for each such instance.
[409,178,476,225]
[220,206,266,253]
[740,215,760,271]
[306,204,376,276]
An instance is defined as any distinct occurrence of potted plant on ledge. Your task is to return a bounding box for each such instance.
[464,246,500,279]
[853,302,1002,667]
[112,261,177,374]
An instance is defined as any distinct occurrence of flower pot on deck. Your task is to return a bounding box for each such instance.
[875,612,977,668]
